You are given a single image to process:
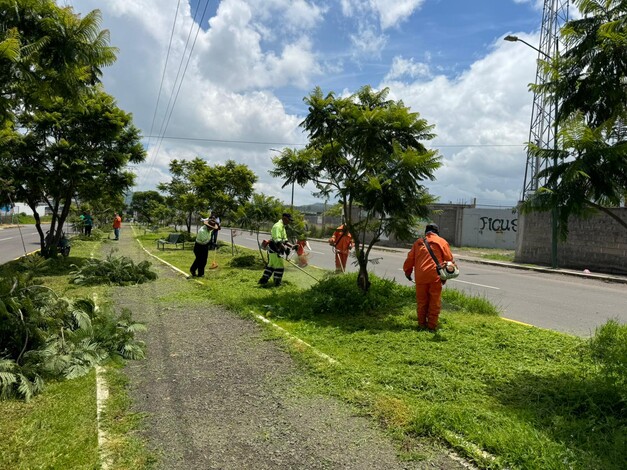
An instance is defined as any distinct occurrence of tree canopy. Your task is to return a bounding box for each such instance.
[0,2,142,256]
[523,0,627,234]
[271,85,440,292]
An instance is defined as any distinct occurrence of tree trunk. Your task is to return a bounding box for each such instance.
[355,249,370,293]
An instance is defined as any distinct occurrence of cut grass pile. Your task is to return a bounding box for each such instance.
[145,231,626,470]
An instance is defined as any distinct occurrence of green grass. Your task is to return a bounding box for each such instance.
[100,363,158,470]
[150,238,625,470]
[454,246,516,263]
[0,372,99,470]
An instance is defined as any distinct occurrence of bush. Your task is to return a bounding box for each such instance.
[287,273,414,319]
[230,254,262,268]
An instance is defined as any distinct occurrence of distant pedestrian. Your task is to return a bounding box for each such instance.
[258,213,293,287]
[112,212,122,240]
[190,217,218,278]
[328,224,353,273]
[79,212,86,235]
[83,211,93,237]
[403,223,454,331]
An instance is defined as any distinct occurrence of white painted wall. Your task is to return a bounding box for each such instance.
[460,208,519,249]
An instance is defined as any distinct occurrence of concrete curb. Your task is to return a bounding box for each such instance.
[454,255,627,285]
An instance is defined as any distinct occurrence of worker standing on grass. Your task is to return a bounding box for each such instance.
[328,224,353,273]
[258,213,293,287]
[403,223,454,331]
[190,217,218,278]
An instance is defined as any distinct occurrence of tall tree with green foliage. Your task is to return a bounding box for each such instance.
[0,2,131,255]
[271,86,441,292]
[195,159,257,220]
[3,89,145,255]
[522,0,627,235]
[130,190,166,225]
[0,2,116,124]
[157,158,209,234]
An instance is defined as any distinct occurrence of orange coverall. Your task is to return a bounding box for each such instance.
[403,232,454,330]
[329,225,353,272]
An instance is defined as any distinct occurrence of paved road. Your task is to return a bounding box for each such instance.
[229,230,627,337]
[0,225,46,263]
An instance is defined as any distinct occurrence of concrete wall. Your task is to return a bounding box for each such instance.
[516,208,627,274]
[460,208,519,249]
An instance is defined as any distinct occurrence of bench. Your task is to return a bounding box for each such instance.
[157,233,185,250]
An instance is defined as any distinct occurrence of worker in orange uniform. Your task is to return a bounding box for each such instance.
[328,224,353,273]
[403,223,454,330]
[295,238,310,267]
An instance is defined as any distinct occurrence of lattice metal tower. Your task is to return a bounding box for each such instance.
[521,0,570,200]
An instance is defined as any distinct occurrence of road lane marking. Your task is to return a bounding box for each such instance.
[450,279,500,290]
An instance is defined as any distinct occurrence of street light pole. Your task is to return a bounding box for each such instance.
[504,34,559,268]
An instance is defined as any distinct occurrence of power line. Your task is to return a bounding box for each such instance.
[145,0,182,150]
[140,134,525,148]
[140,0,211,183]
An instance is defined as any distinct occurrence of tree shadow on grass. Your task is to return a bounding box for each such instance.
[485,370,626,469]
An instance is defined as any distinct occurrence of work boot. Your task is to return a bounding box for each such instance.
[258,277,268,285]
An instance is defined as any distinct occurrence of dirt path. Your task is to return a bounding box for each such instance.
[106,234,469,469]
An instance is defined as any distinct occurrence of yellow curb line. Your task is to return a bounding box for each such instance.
[501,317,533,327]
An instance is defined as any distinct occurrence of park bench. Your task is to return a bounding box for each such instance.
[157,233,185,250]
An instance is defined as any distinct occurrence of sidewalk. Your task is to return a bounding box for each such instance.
[107,232,470,469]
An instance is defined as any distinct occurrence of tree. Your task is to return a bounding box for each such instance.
[195,159,257,220]
[0,2,116,124]
[0,2,126,255]
[157,158,209,234]
[2,89,145,255]
[523,0,627,234]
[271,86,441,292]
[131,190,166,225]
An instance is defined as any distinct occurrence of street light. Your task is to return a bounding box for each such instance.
[504,34,559,268]
[269,148,295,210]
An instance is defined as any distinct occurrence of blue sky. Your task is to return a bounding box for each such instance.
[66,0,559,208]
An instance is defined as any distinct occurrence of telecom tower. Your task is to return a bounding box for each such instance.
[521,0,570,200]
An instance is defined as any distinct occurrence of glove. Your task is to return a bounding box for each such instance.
[285,248,291,258]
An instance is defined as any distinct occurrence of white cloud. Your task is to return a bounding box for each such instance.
[64,0,548,207]
[384,56,431,81]
[382,33,541,205]
[373,0,426,29]
[341,0,426,29]
[350,24,388,58]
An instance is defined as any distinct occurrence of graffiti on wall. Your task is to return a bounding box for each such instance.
[479,216,517,233]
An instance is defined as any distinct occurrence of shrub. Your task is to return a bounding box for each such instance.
[230,254,262,268]
[288,273,414,318]
[70,253,157,286]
